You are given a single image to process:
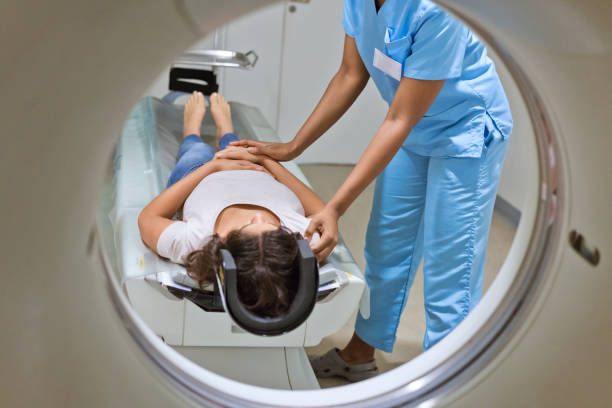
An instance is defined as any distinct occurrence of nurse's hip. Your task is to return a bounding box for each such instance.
[365,132,509,243]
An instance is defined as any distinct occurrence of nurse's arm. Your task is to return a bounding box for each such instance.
[230,35,369,160]
[306,77,445,257]
[290,35,370,156]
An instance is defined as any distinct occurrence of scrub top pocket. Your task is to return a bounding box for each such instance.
[384,27,413,67]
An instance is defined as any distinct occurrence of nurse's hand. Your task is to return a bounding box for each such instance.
[304,205,340,262]
[214,146,265,164]
[229,139,299,162]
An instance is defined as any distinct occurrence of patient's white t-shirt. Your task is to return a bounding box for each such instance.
[157,170,320,264]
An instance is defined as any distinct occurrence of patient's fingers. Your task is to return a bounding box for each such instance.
[214,147,262,163]
[243,143,265,155]
[229,140,266,154]
[229,139,259,148]
[229,140,247,146]
[217,159,265,172]
[236,160,263,170]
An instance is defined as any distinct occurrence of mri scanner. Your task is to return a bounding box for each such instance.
[1,0,610,406]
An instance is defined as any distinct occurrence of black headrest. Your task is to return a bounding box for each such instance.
[215,239,319,336]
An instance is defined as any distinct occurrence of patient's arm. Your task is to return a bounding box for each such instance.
[215,147,325,217]
[138,162,218,251]
[138,159,266,251]
[260,157,325,217]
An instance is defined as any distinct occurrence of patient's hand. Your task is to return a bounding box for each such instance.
[213,158,266,173]
[214,146,272,165]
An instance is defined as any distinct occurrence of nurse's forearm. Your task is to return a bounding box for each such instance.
[290,35,370,155]
[327,119,414,217]
[291,71,368,155]
[328,77,445,217]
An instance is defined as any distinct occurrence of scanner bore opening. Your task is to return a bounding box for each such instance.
[96,3,563,407]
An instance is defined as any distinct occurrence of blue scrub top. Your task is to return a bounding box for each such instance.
[343,0,513,158]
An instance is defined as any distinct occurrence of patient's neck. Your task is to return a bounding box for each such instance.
[214,204,281,238]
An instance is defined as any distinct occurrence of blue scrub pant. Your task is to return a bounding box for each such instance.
[355,123,509,352]
[166,132,238,187]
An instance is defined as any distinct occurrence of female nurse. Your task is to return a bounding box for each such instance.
[230,0,513,381]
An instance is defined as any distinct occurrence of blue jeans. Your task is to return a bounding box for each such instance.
[166,133,239,187]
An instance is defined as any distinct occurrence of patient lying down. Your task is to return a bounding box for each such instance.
[138,92,323,318]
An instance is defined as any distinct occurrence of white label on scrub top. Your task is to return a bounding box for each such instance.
[373,48,402,81]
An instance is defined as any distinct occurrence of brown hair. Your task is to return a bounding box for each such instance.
[185,228,301,318]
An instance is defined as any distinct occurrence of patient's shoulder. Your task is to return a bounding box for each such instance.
[157,220,213,264]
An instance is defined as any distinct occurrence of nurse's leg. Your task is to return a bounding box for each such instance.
[351,147,429,355]
[422,131,509,350]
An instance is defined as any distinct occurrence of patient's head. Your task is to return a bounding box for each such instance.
[185,228,301,318]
